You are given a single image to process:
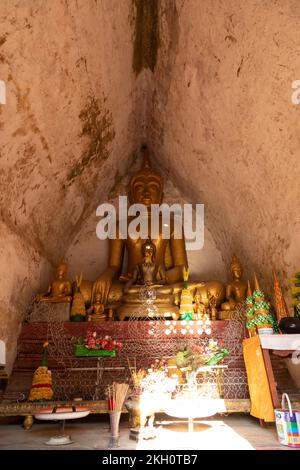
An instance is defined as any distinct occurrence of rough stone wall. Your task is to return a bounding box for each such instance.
[2,0,300,374]
[0,0,142,370]
[0,222,51,373]
[148,0,300,299]
[0,0,142,263]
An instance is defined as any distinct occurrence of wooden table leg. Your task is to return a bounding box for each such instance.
[262,348,280,408]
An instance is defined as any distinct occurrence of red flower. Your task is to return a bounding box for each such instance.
[87,338,96,349]
[191,344,203,353]
[83,331,122,351]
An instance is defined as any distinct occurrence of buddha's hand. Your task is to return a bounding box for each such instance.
[92,270,113,305]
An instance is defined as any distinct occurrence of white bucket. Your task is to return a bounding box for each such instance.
[258,327,273,335]
[275,393,300,448]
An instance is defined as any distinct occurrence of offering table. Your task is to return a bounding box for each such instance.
[34,405,90,445]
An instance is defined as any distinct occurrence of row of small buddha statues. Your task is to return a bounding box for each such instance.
[36,262,108,321]
[36,147,249,321]
[36,251,248,321]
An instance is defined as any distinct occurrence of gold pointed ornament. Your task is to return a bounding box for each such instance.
[253,272,260,292]
[246,279,252,298]
[71,272,86,321]
[273,270,290,323]
[179,267,194,320]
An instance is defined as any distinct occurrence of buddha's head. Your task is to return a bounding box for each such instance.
[94,293,102,304]
[56,260,67,279]
[129,146,163,208]
[230,255,243,280]
[142,238,156,262]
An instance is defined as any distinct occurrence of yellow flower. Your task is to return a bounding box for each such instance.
[291,287,300,296]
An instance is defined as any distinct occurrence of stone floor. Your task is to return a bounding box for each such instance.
[0,414,296,450]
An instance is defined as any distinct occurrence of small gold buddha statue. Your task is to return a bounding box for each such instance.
[208,292,218,320]
[124,238,167,292]
[221,255,247,311]
[120,238,176,319]
[194,298,207,320]
[88,293,106,322]
[37,260,72,303]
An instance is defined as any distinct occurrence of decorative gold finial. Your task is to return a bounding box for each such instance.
[183,266,189,282]
[273,270,290,322]
[246,280,252,297]
[75,272,83,291]
[253,272,260,291]
[71,272,86,320]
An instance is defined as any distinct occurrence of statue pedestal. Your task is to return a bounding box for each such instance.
[116,304,179,321]
[218,310,240,321]
[29,303,70,322]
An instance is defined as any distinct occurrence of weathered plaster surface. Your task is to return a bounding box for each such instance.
[0,0,142,370]
[0,0,141,263]
[2,0,300,372]
[148,0,300,298]
[0,222,50,373]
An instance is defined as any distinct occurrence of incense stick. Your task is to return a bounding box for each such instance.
[107,382,129,411]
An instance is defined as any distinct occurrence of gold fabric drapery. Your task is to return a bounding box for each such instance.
[243,336,275,422]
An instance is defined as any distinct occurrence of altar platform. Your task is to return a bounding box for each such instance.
[1,320,298,422]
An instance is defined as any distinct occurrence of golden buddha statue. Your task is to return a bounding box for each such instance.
[194,281,225,310]
[124,238,167,292]
[194,298,207,320]
[221,255,247,311]
[119,237,176,319]
[85,146,187,319]
[88,293,106,322]
[208,292,218,320]
[37,260,72,303]
[79,146,226,319]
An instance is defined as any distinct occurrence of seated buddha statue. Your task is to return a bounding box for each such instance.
[221,255,247,311]
[84,147,187,319]
[124,238,168,292]
[120,238,176,318]
[79,146,226,319]
[88,293,107,322]
[36,260,72,303]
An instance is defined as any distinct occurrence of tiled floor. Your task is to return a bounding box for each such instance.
[0,414,294,450]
